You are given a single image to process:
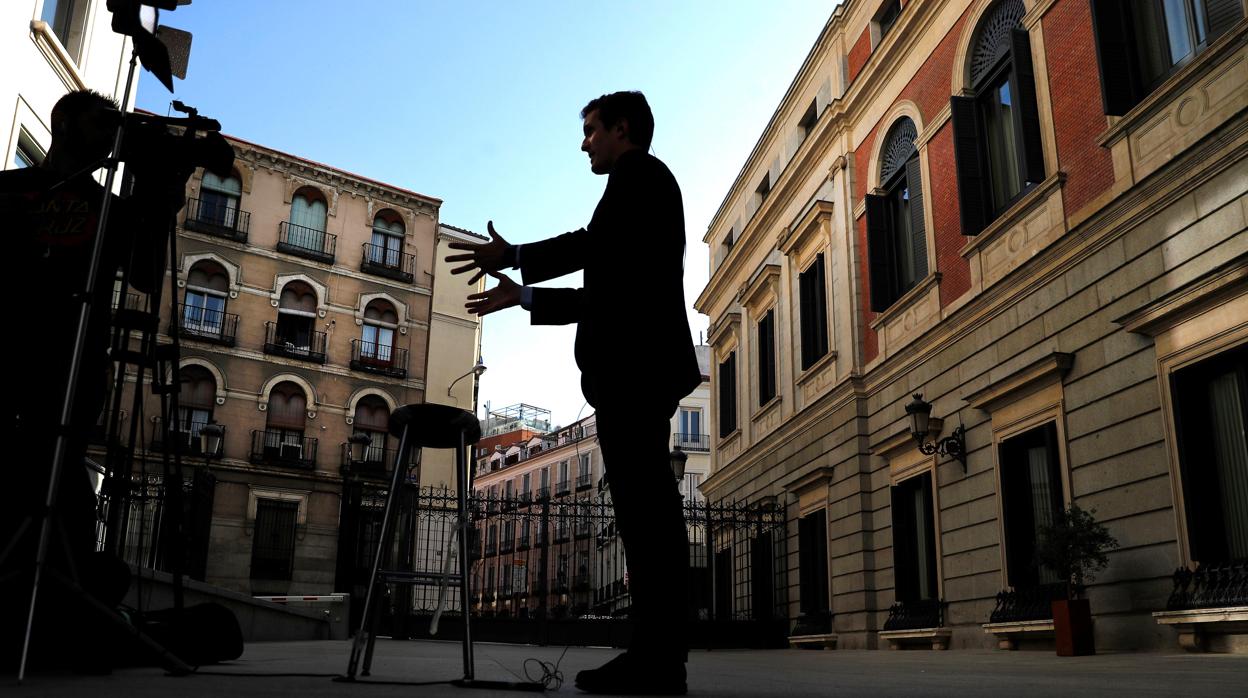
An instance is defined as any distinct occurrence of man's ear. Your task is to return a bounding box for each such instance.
[612,118,630,143]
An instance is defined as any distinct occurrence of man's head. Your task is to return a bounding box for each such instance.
[49,89,120,167]
[580,91,653,175]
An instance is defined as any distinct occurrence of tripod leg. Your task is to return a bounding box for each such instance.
[456,430,474,681]
[345,422,413,679]
[361,589,383,676]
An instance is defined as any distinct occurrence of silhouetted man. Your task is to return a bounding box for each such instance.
[448,91,699,695]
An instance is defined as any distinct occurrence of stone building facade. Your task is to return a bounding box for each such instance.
[106,130,484,599]
[696,0,1247,652]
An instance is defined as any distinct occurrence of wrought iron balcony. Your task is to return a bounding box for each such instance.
[349,339,407,378]
[360,243,415,283]
[250,430,317,469]
[499,538,514,554]
[340,443,408,480]
[576,473,593,491]
[556,480,570,496]
[883,598,946,631]
[149,420,225,458]
[988,583,1067,623]
[673,433,710,452]
[278,221,336,263]
[1167,560,1248,611]
[536,486,550,501]
[172,303,239,346]
[183,197,249,242]
[263,321,327,363]
[484,539,497,556]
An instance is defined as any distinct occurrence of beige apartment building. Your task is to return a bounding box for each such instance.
[697,0,1247,652]
[3,1,137,168]
[101,130,484,603]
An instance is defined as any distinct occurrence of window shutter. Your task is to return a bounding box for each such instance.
[904,157,929,280]
[1089,0,1139,116]
[799,266,815,370]
[812,254,829,361]
[950,96,988,236]
[919,473,939,600]
[719,354,737,437]
[1009,29,1046,186]
[1206,0,1245,42]
[865,193,894,312]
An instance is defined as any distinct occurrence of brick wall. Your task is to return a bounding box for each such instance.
[1043,0,1116,218]
[928,126,971,304]
[857,215,879,363]
[847,27,872,85]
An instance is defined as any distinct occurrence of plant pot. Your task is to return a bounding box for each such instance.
[1051,598,1094,656]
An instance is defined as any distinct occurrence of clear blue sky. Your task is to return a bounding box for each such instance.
[138,0,835,427]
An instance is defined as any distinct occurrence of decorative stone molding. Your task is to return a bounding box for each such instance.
[869,273,942,360]
[779,200,834,267]
[796,350,839,405]
[1100,28,1248,188]
[366,201,414,232]
[246,487,308,526]
[951,0,1031,95]
[709,312,742,352]
[1115,252,1248,337]
[751,395,783,432]
[960,172,1066,293]
[871,420,941,484]
[982,619,1054,650]
[965,352,1073,413]
[784,466,835,516]
[180,252,242,299]
[1153,606,1248,652]
[738,263,781,314]
[866,103,923,189]
[270,273,329,318]
[257,373,319,419]
[29,20,85,91]
[284,177,339,218]
[178,357,229,406]
[344,387,398,426]
[355,291,410,334]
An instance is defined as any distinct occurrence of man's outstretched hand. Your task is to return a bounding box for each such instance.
[446,220,509,285]
[466,271,521,316]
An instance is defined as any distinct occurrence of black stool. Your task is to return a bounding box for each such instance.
[344,403,480,681]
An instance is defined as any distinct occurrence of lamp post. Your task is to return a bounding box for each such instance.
[347,432,372,465]
[670,445,688,499]
[905,393,967,471]
[199,422,224,460]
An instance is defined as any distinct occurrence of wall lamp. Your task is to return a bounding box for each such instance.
[905,393,967,472]
[448,358,487,397]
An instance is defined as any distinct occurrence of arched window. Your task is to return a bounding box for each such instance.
[257,381,311,465]
[267,281,326,362]
[866,117,927,312]
[359,299,398,365]
[369,211,405,268]
[182,260,230,339]
[352,396,391,466]
[951,0,1044,235]
[199,170,242,229]
[177,365,216,452]
[283,187,333,260]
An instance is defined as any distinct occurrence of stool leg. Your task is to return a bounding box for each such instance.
[346,422,414,679]
[456,428,474,681]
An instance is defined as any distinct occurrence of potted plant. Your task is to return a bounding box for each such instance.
[1035,504,1119,656]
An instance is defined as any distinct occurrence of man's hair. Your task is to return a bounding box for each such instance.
[581,91,654,149]
[51,89,119,132]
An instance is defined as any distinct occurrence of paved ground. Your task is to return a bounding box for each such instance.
[8,639,1248,697]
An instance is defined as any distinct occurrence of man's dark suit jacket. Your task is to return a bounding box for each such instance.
[517,149,701,411]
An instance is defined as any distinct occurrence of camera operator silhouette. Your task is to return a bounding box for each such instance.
[447,90,700,695]
[0,89,159,669]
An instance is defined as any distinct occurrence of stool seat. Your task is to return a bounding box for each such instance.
[388,403,481,447]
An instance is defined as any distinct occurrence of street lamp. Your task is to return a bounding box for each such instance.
[448,358,487,398]
[670,445,688,487]
[199,422,224,459]
[905,393,967,471]
[348,432,372,464]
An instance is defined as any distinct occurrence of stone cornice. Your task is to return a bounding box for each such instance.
[1115,251,1248,337]
[964,352,1073,412]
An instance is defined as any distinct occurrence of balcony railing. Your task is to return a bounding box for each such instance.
[360,243,415,283]
[263,321,327,363]
[278,221,336,263]
[183,197,249,242]
[576,473,592,491]
[988,583,1067,623]
[172,303,239,346]
[250,430,317,469]
[1166,560,1248,611]
[556,480,570,496]
[340,443,412,480]
[673,433,710,452]
[882,598,946,631]
[499,538,514,554]
[536,486,550,501]
[149,420,225,458]
[349,339,407,378]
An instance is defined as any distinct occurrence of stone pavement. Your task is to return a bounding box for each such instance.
[8,639,1248,697]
